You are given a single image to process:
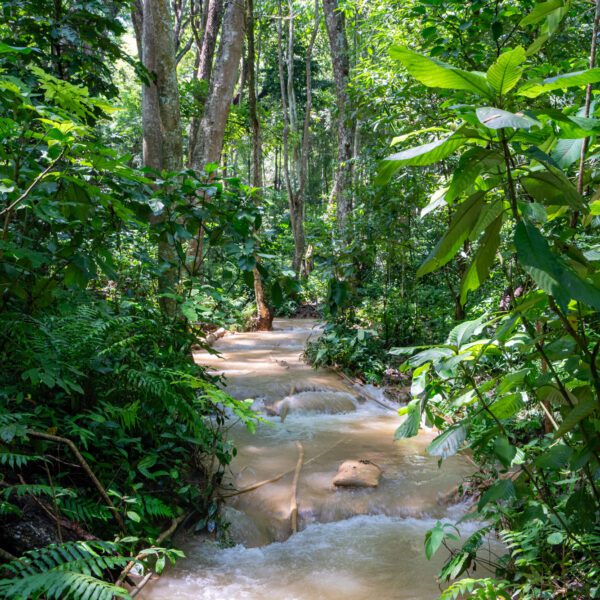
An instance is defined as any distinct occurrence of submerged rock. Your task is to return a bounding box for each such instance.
[333,460,382,488]
[271,390,357,421]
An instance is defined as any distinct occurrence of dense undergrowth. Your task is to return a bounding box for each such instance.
[0,33,259,600]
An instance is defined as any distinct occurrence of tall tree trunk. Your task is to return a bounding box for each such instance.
[247,0,273,330]
[187,0,225,164]
[136,0,183,316]
[322,0,354,239]
[191,0,246,169]
[277,0,304,276]
[298,0,319,277]
[187,0,245,275]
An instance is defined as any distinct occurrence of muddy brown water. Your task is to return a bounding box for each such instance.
[144,319,490,600]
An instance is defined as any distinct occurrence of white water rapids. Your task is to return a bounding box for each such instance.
[144,319,490,599]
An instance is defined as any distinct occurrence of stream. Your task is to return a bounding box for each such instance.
[144,319,485,600]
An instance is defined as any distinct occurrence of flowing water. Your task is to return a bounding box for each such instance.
[144,319,486,600]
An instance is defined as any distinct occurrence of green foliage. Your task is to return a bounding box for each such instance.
[379,3,600,597]
[0,541,130,599]
[0,23,259,597]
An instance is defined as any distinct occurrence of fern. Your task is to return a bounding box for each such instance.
[439,578,511,600]
[58,496,112,524]
[0,450,42,468]
[0,571,130,600]
[0,500,21,517]
[4,484,57,499]
[143,495,175,519]
[0,541,131,600]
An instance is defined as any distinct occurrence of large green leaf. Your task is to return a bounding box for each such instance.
[490,392,526,419]
[555,398,598,438]
[377,129,471,184]
[395,399,421,440]
[478,479,516,511]
[470,202,505,240]
[535,443,573,469]
[486,47,526,95]
[445,148,503,204]
[519,0,565,26]
[476,107,541,130]
[515,221,600,310]
[424,521,446,560]
[427,424,467,459]
[447,314,487,349]
[493,436,517,468]
[389,46,493,98]
[417,192,486,277]
[551,138,584,168]
[460,215,503,305]
[520,169,585,210]
[517,68,600,98]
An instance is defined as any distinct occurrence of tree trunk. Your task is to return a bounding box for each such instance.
[191,0,246,169]
[298,0,319,277]
[247,0,273,330]
[187,0,244,275]
[187,0,225,164]
[277,0,304,277]
[322,0,354,239]
[136,0,183,316]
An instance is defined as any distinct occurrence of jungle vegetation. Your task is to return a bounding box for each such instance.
[1,0,600,598]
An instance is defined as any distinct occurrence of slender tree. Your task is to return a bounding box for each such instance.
[187,0,245,275]
[134,0,183,315]
[322,0,354,238]
[188,0,225,164]
[191,0,246,170]
[247,0,273,330]
[277,0,305,276]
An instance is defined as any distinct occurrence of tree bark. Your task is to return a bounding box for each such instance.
[187,0,244,275]
[136,0,184,316]
[191,0,246,169]
[187,0,225,165]
[247,0,273,330]
[298,0,319,277]
[277,0,305,277]
[322,0,354,239]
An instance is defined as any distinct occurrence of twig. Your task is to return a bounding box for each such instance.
[289,441,304,534]
[221,437,346,498]
[130,571,154,597]
[26,430,125,532]
[115,512,189,588]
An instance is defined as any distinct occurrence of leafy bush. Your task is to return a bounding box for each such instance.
[383,17,600,597]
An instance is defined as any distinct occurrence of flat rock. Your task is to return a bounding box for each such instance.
[332,460,382,488]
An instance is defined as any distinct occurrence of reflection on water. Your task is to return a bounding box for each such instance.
[144,319,482,600]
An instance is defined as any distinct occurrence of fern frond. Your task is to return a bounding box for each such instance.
[0,451,43,469]
[3,484,57,499]
[57,496,112,524]
[439,578,510,600]
[0,570,131,600]
[4,541,124,577]
[143,495,175,519]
